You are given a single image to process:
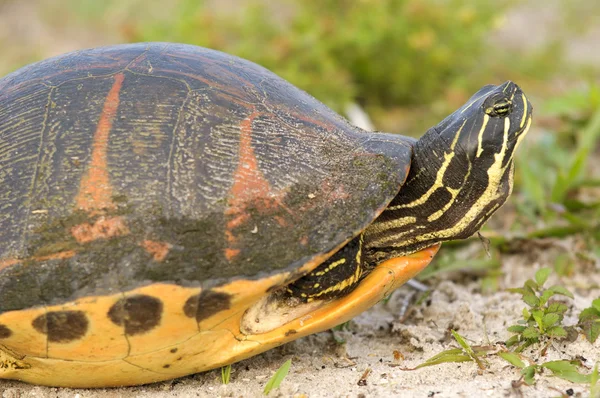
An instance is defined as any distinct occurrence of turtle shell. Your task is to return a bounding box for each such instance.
[0,43,417,386]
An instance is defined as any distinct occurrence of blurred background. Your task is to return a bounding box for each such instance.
[0,0,598,285]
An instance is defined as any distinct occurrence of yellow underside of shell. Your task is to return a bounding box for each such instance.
[0,245,438,388]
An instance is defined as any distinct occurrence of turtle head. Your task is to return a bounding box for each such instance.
[364,81,532,260]
[433,81,532,170]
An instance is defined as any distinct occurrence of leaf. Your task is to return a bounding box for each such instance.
[532,310,544,330]
[546,285,574,299]
[522,365,537,385]
[579,307,600,321]
[535,268,551,287]
[542,313,560,329]
[546,326,567,338]
[507,325,526,333]
[542,360,591,384]
[547,302,569,315]
[522,293,540,308]
[263,359,292,395]
[524,280,539,293]
[498,352,525,368]
[540,289,554,305]
[505,335,520,348]
[522,327,540,340]
[593,298,600,312]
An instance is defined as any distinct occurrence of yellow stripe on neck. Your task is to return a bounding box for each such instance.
[388,120,466,211]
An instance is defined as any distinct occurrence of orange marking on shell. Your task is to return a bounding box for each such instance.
[224,109,289,260]
[34,251,76,262]
[140,240,172,262]
[227,109,272,208]
[0,258,20,272]
[71,216,129,244]
[75,73,125,214]
[287,109,337,132]
[273,215,287,227]
[224,230,235,243]
[224,248,241,261]
[226,213,251,230]
[0,251,76,272]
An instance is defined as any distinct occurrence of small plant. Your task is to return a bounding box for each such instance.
[497,355,592,385]
[578,298,600,344]
[402,268,598,391]
[404,329,492,371]
[263,359,292,395]
[221,364,232,385]
[497,268,598,387]
[505,267,573,352]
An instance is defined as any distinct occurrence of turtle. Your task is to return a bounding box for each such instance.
[0,43,532,388]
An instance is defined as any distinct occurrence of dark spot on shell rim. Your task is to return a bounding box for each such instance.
[0,324,12,339]
[107,294,163,335]
[31,311,89,343]
[183,290,232,323]
[163,364,171,369]
[170,347,178,353]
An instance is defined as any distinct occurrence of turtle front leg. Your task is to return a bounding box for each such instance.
[285,234,367,302]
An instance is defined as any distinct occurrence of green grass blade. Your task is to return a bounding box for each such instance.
[263,359,292,395]
[451,330,486,370]
[221,364,232,385]
[411,349,473,369]
[591,363,599,398]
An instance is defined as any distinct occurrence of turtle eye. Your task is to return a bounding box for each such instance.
[483,94,512,117]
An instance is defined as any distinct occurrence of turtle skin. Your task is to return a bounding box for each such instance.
[0,43,432,387]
